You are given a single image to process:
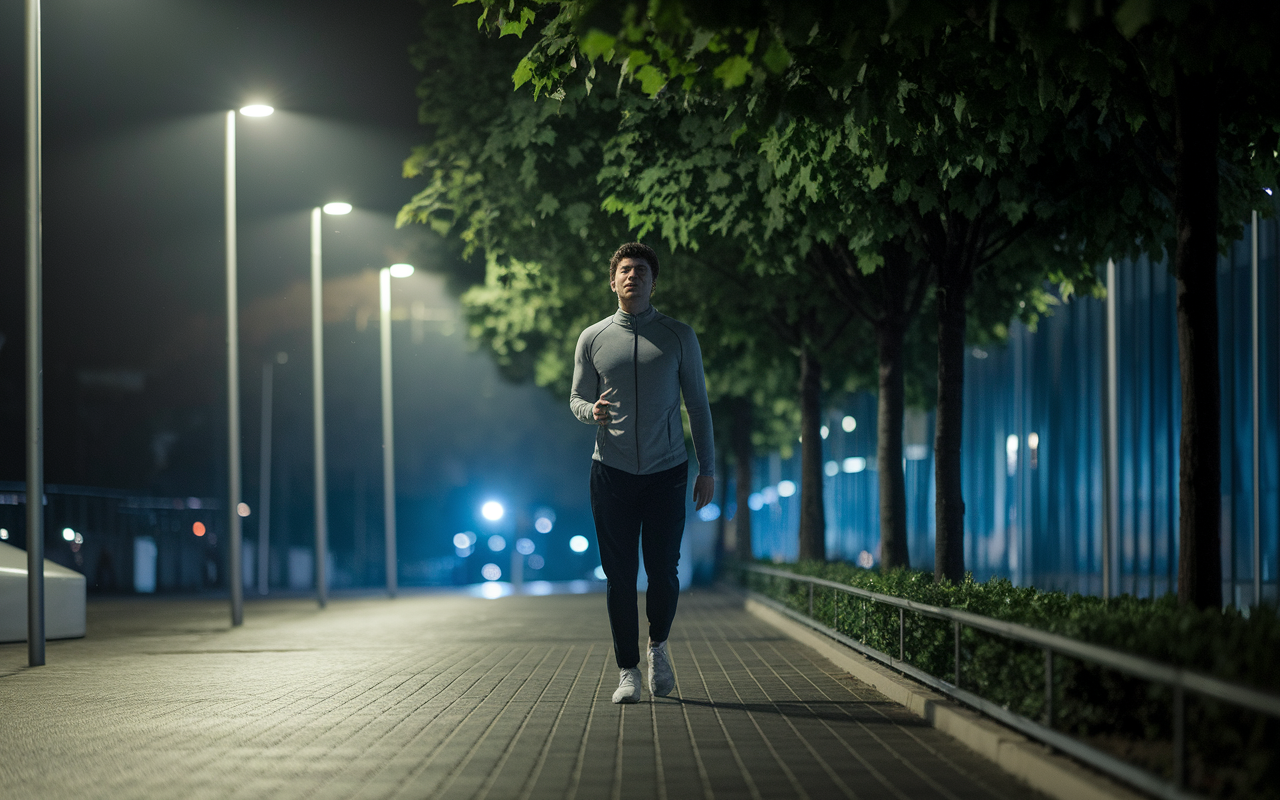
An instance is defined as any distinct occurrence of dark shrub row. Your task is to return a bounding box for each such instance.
[741,562,1279,798]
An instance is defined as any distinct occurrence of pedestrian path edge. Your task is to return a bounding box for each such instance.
[743,596,1145,800]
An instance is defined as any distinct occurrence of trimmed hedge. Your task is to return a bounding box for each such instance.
[741,561,1279,798]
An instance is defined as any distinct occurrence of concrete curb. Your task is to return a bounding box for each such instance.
[744,597,1145,800]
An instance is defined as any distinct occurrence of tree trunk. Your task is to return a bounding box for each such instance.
[731,396,754,563]
[1173,68,1222,609]
[798,346,827,561]
[934,269,969,583]
[877,318,910,571]
[712,430,730,580]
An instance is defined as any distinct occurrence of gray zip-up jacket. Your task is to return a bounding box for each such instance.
[570,305,715,477]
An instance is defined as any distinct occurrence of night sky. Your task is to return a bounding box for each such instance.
[0,0,601,584]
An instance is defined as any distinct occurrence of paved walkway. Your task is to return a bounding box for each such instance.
[0,590,1044,799]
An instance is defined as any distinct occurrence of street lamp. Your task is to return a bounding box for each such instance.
[226,102,273,627]
[257,351,286,596]
[311,200,351,608]
[380,263,413,597]
[25,0,45,667]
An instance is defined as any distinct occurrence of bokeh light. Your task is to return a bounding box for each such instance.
[593,565,607,580]
[569,535,589,553]
[481,563,502,581]
[237,502,251,517]
[697,503,720,522]
[481,501,504,521]
[528,554,545,570]
[389,263,414,278]
[238,104,274,117]
[516,538,535,555]
[777,480,796,498]
[843,457,866,473]
[534,517,553,534]
[0,528,8,540]
[747,493,764,511]
[62,528,75,541]
[322,202,352,215]
[488,535,506,552]
[842,416,856,432]
[825,461,839,477]
[193,521,206,536]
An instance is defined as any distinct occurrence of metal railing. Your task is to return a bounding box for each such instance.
[741,564,1280,800]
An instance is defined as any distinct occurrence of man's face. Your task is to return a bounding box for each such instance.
[611,257,655,304]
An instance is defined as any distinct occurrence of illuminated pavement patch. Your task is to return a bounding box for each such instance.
[0,591,1044,799]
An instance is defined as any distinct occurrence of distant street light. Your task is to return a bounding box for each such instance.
[226,102,274,627]
[380,264,413,598]
[257,351,286,596]
[311,201,350,609]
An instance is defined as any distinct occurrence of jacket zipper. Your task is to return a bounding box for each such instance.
[633,325,641,473]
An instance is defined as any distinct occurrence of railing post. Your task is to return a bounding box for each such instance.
[953,620,961,687]
[1173,685,1185,788]
[898,607,905,662]
[808,582,813,617]
[834,589,839,632]
[1044,649,1054,727]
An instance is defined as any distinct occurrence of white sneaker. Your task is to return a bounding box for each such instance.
[647,640,675,697]
[612,667,642,704]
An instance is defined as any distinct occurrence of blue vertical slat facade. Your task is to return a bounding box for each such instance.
[744,215,1279,605]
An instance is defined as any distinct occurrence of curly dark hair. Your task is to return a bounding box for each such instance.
[609,242,660,282]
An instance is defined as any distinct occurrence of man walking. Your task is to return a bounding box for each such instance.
[570,242,716,704]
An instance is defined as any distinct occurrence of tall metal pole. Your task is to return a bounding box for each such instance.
[380,269,398,598]
[311,208,328,608]
[26,0,45,667]
[1103,259,1119,599]
[1251,211,1261,607]
[226,110,244,627]
[376,271,396,596]
[257,358,275,596]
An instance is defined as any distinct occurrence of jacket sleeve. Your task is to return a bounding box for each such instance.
[678,326,716,477]
[569,327,600,425]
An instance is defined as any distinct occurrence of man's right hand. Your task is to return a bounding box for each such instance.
[593,388,617,425]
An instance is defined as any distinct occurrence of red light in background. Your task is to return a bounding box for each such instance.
[193,521,206,537]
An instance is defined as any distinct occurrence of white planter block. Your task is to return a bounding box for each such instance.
[0,541,87,643]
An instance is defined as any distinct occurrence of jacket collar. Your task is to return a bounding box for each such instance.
[613,304,657,330]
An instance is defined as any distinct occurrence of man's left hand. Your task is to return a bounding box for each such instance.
[693,475,715,511]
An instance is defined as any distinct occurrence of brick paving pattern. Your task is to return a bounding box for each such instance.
[0,591,1044,799]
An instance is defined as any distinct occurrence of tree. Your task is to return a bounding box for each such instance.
[401,2,856,566]
[1003,2,1280,607]
[480,0,1107,585]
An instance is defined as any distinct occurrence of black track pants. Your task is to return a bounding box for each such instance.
[590,459,688,669]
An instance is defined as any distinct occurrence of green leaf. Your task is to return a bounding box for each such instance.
[865,163,888,189]
[1114,0,1154,39]
[713,55,753,89]
[513,57,534,90]
[635,65,667,96]
[580,29,617,61]
[856,251,884,274]
[762,38,791,74]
